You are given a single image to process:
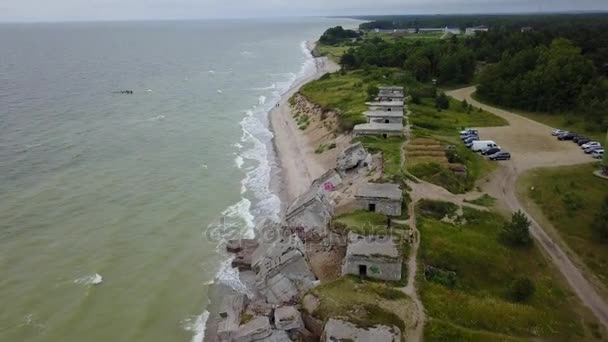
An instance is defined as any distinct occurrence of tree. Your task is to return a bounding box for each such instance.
[435,92,450,110]
[508,277,535,302]
[500,210,533,247]
[591,195,608,241]
[603,130,608,174]
[461,99,468,110]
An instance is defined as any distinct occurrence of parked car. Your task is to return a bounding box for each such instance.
[481,147,501,156]
[471,140,499,152]
[552,129,567,136]
[581,141,601,149]
[558,132,576,140]
[464,136,479,144]
[459,128,478,136]
[461,133,479,141]
[489,152,511,161]
[573,136,587,143]
[577,138,591,146]
[592,149,604,159]
[584,145,603,154]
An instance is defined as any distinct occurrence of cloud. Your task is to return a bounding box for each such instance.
[1,0,607,22]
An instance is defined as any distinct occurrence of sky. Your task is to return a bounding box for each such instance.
[1,0,607,22]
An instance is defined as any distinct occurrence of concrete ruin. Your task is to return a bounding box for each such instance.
[342,232,402,281]
[355,182,402,216]
[285,189,332,238]
[353,123,403,138]
[217,294,247,342]
[322,318,402,342]
[252,235,317,305]
[336,142,369,172]
[235,316,272,342]
[364,110,404,125]
[365,101,404,112]
[274,306,304,331]
[377,86,405,102]
[311,169,343,194]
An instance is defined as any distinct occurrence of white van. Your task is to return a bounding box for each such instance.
[471,140,499,152]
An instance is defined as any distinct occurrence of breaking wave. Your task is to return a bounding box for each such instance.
[74,273,103,286]
[181,311,209,342]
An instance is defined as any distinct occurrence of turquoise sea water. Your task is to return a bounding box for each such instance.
[0,18,355,342]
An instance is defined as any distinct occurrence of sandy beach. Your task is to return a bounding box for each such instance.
[269,42,341,203]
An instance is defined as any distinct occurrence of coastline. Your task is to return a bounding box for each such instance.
[269,41,341,205]
[202,39,340,342]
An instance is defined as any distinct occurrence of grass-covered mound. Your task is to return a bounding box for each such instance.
[518,163,608,287]
[417,203,590,340]
[306,277,414,335]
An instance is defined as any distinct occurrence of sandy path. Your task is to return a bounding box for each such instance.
[447,86,608,330]
[269,47,340,203]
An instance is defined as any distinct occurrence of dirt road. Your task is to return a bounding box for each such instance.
[447,86,608,329]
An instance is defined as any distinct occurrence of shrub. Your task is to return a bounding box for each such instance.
[591,195,608,242]
[418,199,458,220]
[508,277,536,302]
[500,210,533,247]
[435,92,450,110]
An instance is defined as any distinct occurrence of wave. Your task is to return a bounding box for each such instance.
[258,96,266,105]
[251,83,276,91]
[235,156,244,169]
[181,311,209,342]
[74,273,103,286]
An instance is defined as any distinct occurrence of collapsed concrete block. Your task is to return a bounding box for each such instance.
[285,189,332,238]
[274,306,304,331]
[322,318,401,342]
[235,316,272,342]
[217,294,247,342]
[337,142,368,172]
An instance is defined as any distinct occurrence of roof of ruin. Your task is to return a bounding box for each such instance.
[356,182,402,200]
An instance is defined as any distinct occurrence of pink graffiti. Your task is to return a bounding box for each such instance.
[323,182,336,191]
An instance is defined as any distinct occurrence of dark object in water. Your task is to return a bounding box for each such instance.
[113,90,134,94]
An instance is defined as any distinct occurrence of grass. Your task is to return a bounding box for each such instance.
[472,92,606,142]
[313,43,350,63]
[333,210,409,236]
[464,194,496,207]
[356,135,403,181]
[518,163,608,287]
[410,97,508,139]
[405,97,504,193]
[299,68,417,132]
[307,276,413,335]
[417,203,589,340]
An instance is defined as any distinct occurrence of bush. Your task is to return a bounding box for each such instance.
[435,92,450,110]
[500,210,533,247]
[366,84,379,101]
[418,199,458,220]
[591,195,608,242]
[508,277,536,302]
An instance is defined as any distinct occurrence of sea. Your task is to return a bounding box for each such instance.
[0,18,358,342]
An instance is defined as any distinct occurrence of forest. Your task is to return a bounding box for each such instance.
[322,14,608,131]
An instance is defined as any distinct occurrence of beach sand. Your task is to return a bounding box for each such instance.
[269,42,341,203]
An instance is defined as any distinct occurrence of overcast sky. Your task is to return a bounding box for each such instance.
[1,0,607,22]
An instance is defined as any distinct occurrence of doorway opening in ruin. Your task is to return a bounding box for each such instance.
[384,119,389,123]
[359,265,367,277]
[382,134,387,139]
[369,203,376,212]
[387,108,392,112]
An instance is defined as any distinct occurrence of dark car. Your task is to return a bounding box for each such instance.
[464,136,479,144]
[461,134,478,141]
[577,138,591,146]
[489,152,511,161]
[573,136,587,143]
[481,147,501,156]
[558,132,576,141]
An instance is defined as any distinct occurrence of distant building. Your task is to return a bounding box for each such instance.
[365,110,404,125]
[521,26,533,33]
[465,25,489,36]
[342,232,403,281]
[444,26,462,35]
[355,182,402,216]
[353,123,403,138]
[365,101,404,112]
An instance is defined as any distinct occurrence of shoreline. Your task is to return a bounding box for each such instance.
[269,41,341,205]
[202,39,339,342]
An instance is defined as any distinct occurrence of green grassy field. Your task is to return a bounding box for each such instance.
[313,43,350,63]
[410,97,508,140]
[417,204,592,340]
[518,163,608,288]
[356,135,403,180]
